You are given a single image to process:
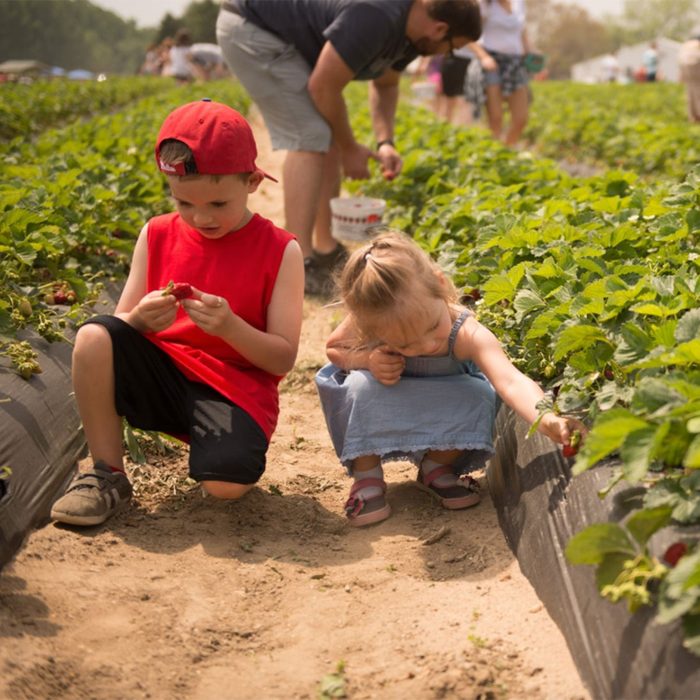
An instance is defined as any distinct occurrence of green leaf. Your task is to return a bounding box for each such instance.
[573,409,649,474]
[482,273,516,305]
[596,551,630,590]
[553,324,612,362]
[682,614,700,656]
[676,309,700,343]
[632,378,686,416]
[565,523,636,565]
[684,435,700,469]
[619,426,659,483]
[658,551,700,624]
[513,289,545,323]
[625,506,672,546]
[614,323,653,365]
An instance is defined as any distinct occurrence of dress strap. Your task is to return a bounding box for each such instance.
[448,309,471,360]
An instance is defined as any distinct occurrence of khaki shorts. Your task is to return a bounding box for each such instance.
[216,9,332,152]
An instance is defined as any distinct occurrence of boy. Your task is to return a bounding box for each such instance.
[51,99,304,526]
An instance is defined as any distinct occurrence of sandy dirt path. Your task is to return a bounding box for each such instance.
[0,111,589,700]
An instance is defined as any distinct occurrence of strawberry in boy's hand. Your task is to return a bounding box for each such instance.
[562,429,582,458]
[161,280,193,300]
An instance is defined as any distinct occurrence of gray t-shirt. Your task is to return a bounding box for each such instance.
[226,0,417,79]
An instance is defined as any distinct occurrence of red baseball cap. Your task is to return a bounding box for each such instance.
[155,99,277,181]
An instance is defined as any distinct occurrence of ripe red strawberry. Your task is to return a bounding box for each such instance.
[663,542,688,567]
[162,281,192,300]
[562,443,578,458]
[171,283,192,300]
[562,429,582,458]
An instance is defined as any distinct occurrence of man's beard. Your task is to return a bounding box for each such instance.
[412,37,442,56]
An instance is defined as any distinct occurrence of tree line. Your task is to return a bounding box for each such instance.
[0,0,218,75]
[0,0,698,78]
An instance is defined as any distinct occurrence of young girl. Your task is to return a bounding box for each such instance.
[315,231,584,527]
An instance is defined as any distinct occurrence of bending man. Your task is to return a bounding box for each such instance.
[217,0,482,295]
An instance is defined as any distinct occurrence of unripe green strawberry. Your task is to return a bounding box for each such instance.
[18,298,32,317]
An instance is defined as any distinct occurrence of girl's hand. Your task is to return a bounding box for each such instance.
[368,345,405,386]
[538,412,588,450]
[181,286,232,336]
[129,289,179,332]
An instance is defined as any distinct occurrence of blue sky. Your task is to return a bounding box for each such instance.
[91,0,628,29]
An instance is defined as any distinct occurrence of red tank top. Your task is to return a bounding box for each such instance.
[145,212,295,439]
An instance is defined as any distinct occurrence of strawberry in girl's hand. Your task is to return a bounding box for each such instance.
[162,281,193,300]
[562,429,582,458]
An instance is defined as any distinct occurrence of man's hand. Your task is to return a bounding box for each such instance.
[368,345,405,385]
[341,142,379,180]
[376,142,401,181]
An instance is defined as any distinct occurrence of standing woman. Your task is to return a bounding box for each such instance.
[469,0,530,146]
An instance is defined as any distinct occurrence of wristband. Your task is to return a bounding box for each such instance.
[377,138,394,149]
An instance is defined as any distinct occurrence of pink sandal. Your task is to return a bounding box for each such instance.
[416,466,481,510]
[344,478,391,527]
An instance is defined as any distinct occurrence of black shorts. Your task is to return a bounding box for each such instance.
[82,315,268,484]
[440,55,471,96]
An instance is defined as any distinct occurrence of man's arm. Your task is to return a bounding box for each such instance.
[307,41,378,178]
[369,69,402,179]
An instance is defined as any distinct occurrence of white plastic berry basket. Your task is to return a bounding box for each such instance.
[330,196,386,242]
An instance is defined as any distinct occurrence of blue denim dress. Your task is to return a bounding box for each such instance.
[315,311,497,474]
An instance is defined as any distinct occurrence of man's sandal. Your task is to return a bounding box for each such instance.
[344,478,391,527]
[416,466,481,510]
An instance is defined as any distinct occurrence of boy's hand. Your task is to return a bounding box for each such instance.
[368,345,405,385]
[538,412,588,451]
[129,289,179,332]
[181,286,231,336]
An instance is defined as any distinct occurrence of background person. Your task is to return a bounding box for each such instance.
[216,0,482,296]
[643,40,659,82]
[189,43,229,81]
[600,53,619,84]
[468,0,531,147]
[679,27,700,123]
[439,45,474,124]
[163,28,195,83]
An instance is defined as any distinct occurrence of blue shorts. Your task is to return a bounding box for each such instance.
[82,315,268,485]
[483,51,528,96]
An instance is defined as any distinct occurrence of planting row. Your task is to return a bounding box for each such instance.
[526,82,696,180]
[0,76,176,144]
[348,93,700,654]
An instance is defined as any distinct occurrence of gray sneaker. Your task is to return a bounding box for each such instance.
[304,244,349,296]
[50,461,132,526]
[304,256,333,296]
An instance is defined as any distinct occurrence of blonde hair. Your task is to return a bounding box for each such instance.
[339,230,458,342]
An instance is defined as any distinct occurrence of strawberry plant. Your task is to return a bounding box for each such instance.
[0,80,250,377]
[344,82,700,652]
[525,82,695,180]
